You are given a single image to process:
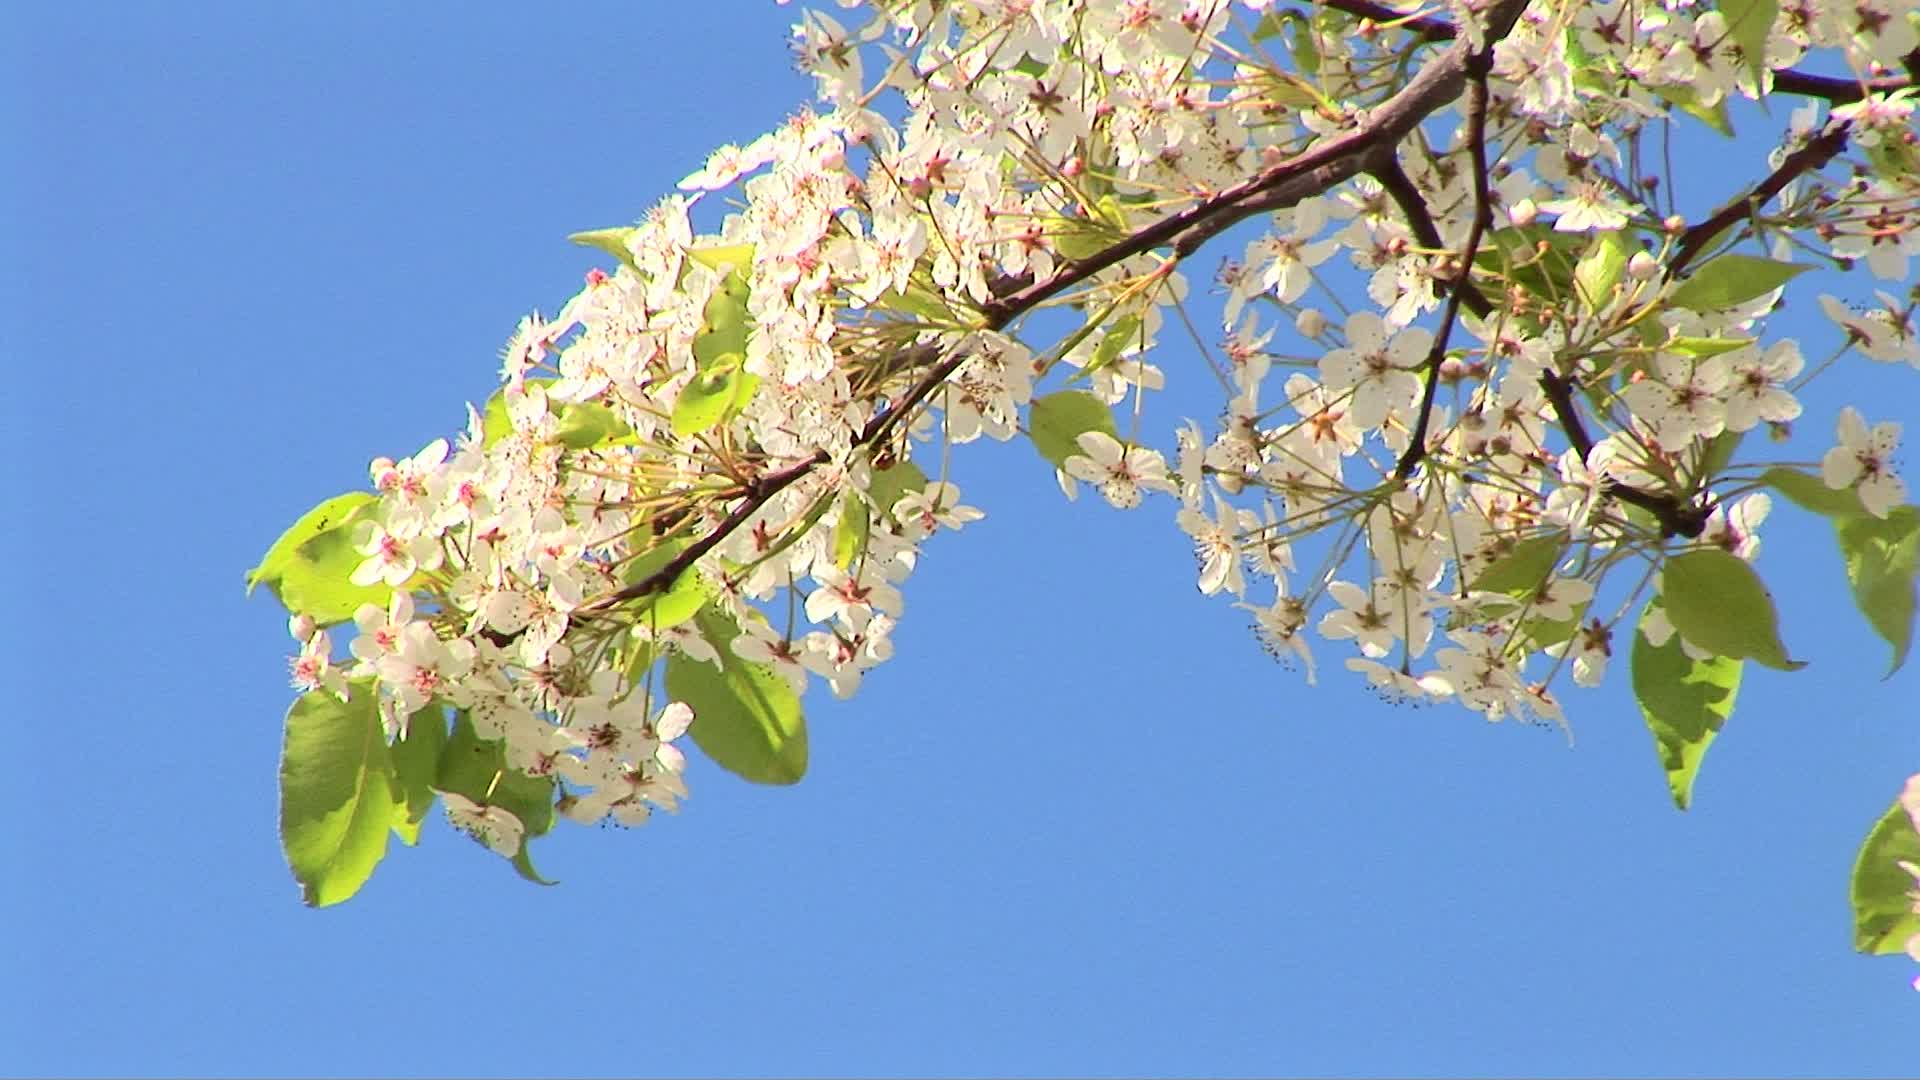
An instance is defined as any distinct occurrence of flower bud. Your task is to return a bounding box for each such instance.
[1295,307,1328,338]
[1663,214,1687,234]
[289,613,317,644]
[1508,198,1538,227]
[1627,251,1660,281]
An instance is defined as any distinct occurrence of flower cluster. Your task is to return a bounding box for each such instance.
[264,0,1917,884]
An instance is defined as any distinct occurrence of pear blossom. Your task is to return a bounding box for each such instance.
[1822,407,1907,518]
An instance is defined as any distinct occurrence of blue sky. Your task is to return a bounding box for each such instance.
[3,4,1915,1076]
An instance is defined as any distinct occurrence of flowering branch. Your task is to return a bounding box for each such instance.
[1668,120,1855,280]
[610,0,1535,616]
[1394,49,1495,479]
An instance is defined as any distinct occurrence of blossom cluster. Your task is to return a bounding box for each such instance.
[273,0,1918,865]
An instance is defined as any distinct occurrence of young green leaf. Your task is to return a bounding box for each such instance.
[665,608,808,785]
[832,490,871,569]
[389,705,448,845]
[1719,0,1779,88]
[567,227,637,267]
[1837,507,1919,676]
[1762,469,1918,674]
[1028,390,1118,469]
[867,457,928,524]
[1665,336,1755,359]
[686,243,755,276]
[1667,255,1812,312]
[620,538,711,632]
[1468,532,1565,596]
[248,492,392,625]
[672,364,746,437]
[1631,600,1743,810]
[436,713,558,883]
[1850,790,1920,954]
[279,685,399,907]
[1763,466,1867,517]
[1573,229,1632,313]
[553,401,632,449]
[1661,549,1804,670]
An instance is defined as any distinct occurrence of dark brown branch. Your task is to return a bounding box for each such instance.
[1319,0,1913,107]
[1315,0,1457,41]
[1537,372,1708,539]
[1771,68,1911,103]
[1395,52,1494,479]
[588,0,1535,615]
[1668,120,1853,279]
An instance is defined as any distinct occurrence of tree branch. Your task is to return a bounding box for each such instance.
[1394,52,1494,479]
[1668,120,1852,279]
[589,0,1536,615]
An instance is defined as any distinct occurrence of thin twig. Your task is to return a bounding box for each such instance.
[1395,51,1494,479]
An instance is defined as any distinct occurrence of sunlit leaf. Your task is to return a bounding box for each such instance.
[832,490,870,569]
[1573,229,1632,313]
[436,713,558,884]
[1028,390,1118,469]
[672,363,745,437]
[280,684,398,907]
[567,227,637,267]
[1850,792,1920,954]
[247,492,391,625]
[1665,336,1754,359]
[553,401,631,449]
[1468,532,1565,596]
[1719,0,1779,88]
[389,705,448,845]
[868,457,928,525]
[1662,549,1804,671]
[666,608,808,785]
[1763,469,1918,675]
[1632,600,1742,810]
[1667,255,1811,311]
[620,538,711,632]
[1837,508,1920,676]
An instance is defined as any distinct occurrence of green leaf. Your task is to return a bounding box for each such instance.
[694,273,752,367]
[1850,792,1920,954]
[1665,336,1755,359]
[620,539,711,632]
[1693,429,1744,484]
[1474,224,1585,301]
[436,712,557,883]
[1661,549,1804,670]
[1084,314,1142,378]
[1667,255,1812,312]
[568,227,637,267]
[389,705,448,845]
[1652,83,1735,137]
[1762,466,1866,517]
[1468,532,1565,596]
[1719,0,1779,88]
[1028,390,1118,469]
[1837,507,1920,676]
[665,608,808,785]
[1762,469,1919,675]
[672,363,746,437]
[248,492,392,625]
[1573,229,1632,313]
[686,243,755,276]
[832,490,870,569]
[553,401,631,449]
[867,457,928,525]
[1632,600,1743,809]
[279,685,398,907]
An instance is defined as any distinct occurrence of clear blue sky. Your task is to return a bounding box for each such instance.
[3,4,1915,1076]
